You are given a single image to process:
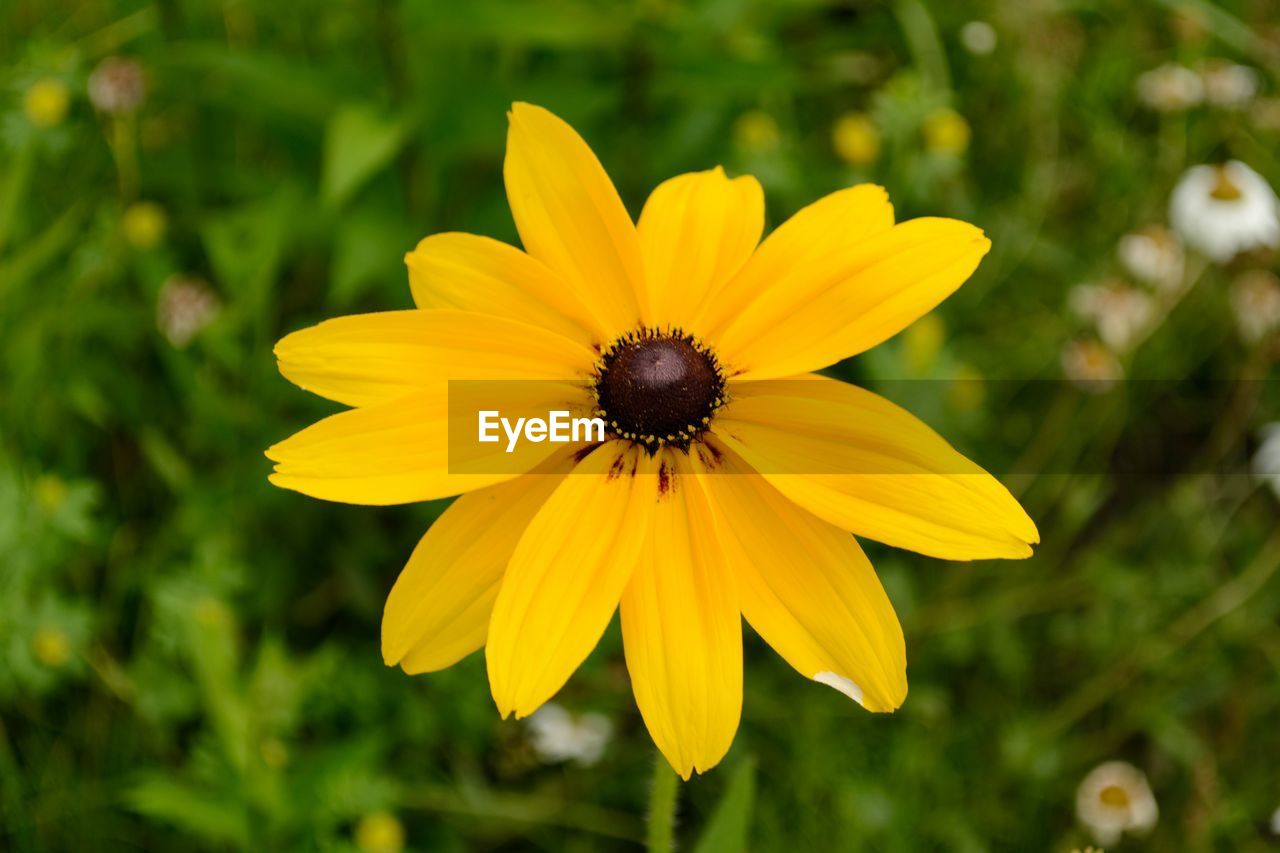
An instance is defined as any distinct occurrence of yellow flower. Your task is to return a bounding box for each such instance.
[24,79,70,128]
[948,363,986,412]
[32,627,72,668]
[732,110,780,152]
[922,107,971,154]
[267,103,1037,779]
[194,596,232,628]
[33,474,68,513]
[354,811,404,853]
[122,202,167,249]
[832,112,880,166]
[902,311,944,374]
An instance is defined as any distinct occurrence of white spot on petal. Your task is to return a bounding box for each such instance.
[813,671,865,707]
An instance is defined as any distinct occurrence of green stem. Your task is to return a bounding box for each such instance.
[647,757,679,853]
[0,138,35,256]
[892,0,951,95]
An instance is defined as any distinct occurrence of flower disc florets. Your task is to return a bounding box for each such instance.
[593,328,726,451]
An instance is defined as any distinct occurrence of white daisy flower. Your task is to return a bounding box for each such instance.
[1117,225,1184,291]
[1200,60,1259,109]
[1070,282,1154,352]
[960,21,997,56]
[1075,760,1159,846]
[88,56,146,115]
[1137,64,1203,111]
[525,703,613,767]
[1254,424,1280,498]
[1062,339,1122,392]
[1169,161,1280,264]
[157,276,221,348]
[1231,270,1280,344]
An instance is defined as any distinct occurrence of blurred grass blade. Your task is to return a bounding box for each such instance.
[0,203,84,300]
[692,758,756,853]
[1150,0,1263,56]
[0,140,34,255]
[322,105,408,209]
[892,0,950,95]
[125,774,251,847]
[139,427,194,492]
[168,44,341,125]
[401,0,627,47]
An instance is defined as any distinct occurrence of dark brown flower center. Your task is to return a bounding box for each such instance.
[594,329,725,450]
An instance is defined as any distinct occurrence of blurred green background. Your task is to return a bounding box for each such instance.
[3,0,1280,850]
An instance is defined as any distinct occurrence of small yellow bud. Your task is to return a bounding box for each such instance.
[922,107,971,155]
[24,79,71,128]
[947,363,986,412]
[194,596,232,628]
[122,202,167,249]
[733,110,780,153]
[260,738,289,769]
[903,313,945,374]
[832,112,880,166]
[355,811,405,853]
[32,627,72,668]
[33,474,68,513]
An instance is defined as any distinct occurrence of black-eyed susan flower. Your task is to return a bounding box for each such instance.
[267,103,1037,778]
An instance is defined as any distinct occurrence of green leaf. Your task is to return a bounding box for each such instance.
[200,190,301,325]
[692,758,757,853]
[138,426,194,492]
[322,105,408,209]
[125,775,251,847]
[328,207,415,308]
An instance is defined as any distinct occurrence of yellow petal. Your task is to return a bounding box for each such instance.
[405,232,598,346]
[275,309,596,407]
[505,102,644,339]
[713,377,1038,560]
[693,183,894,339]
[266,384,577,504]
[636,167,764,330]
[692,440,906,712]
[620,450,741,779]
[486,442,656,718]
[383,451,577,674]
[714,216,990,379]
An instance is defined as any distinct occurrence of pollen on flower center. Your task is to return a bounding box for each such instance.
[1209,166,1243,201]
[594,328,725,450]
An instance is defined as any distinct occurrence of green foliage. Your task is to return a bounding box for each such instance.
[2,0,1279,850]
[692,759,756,853]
